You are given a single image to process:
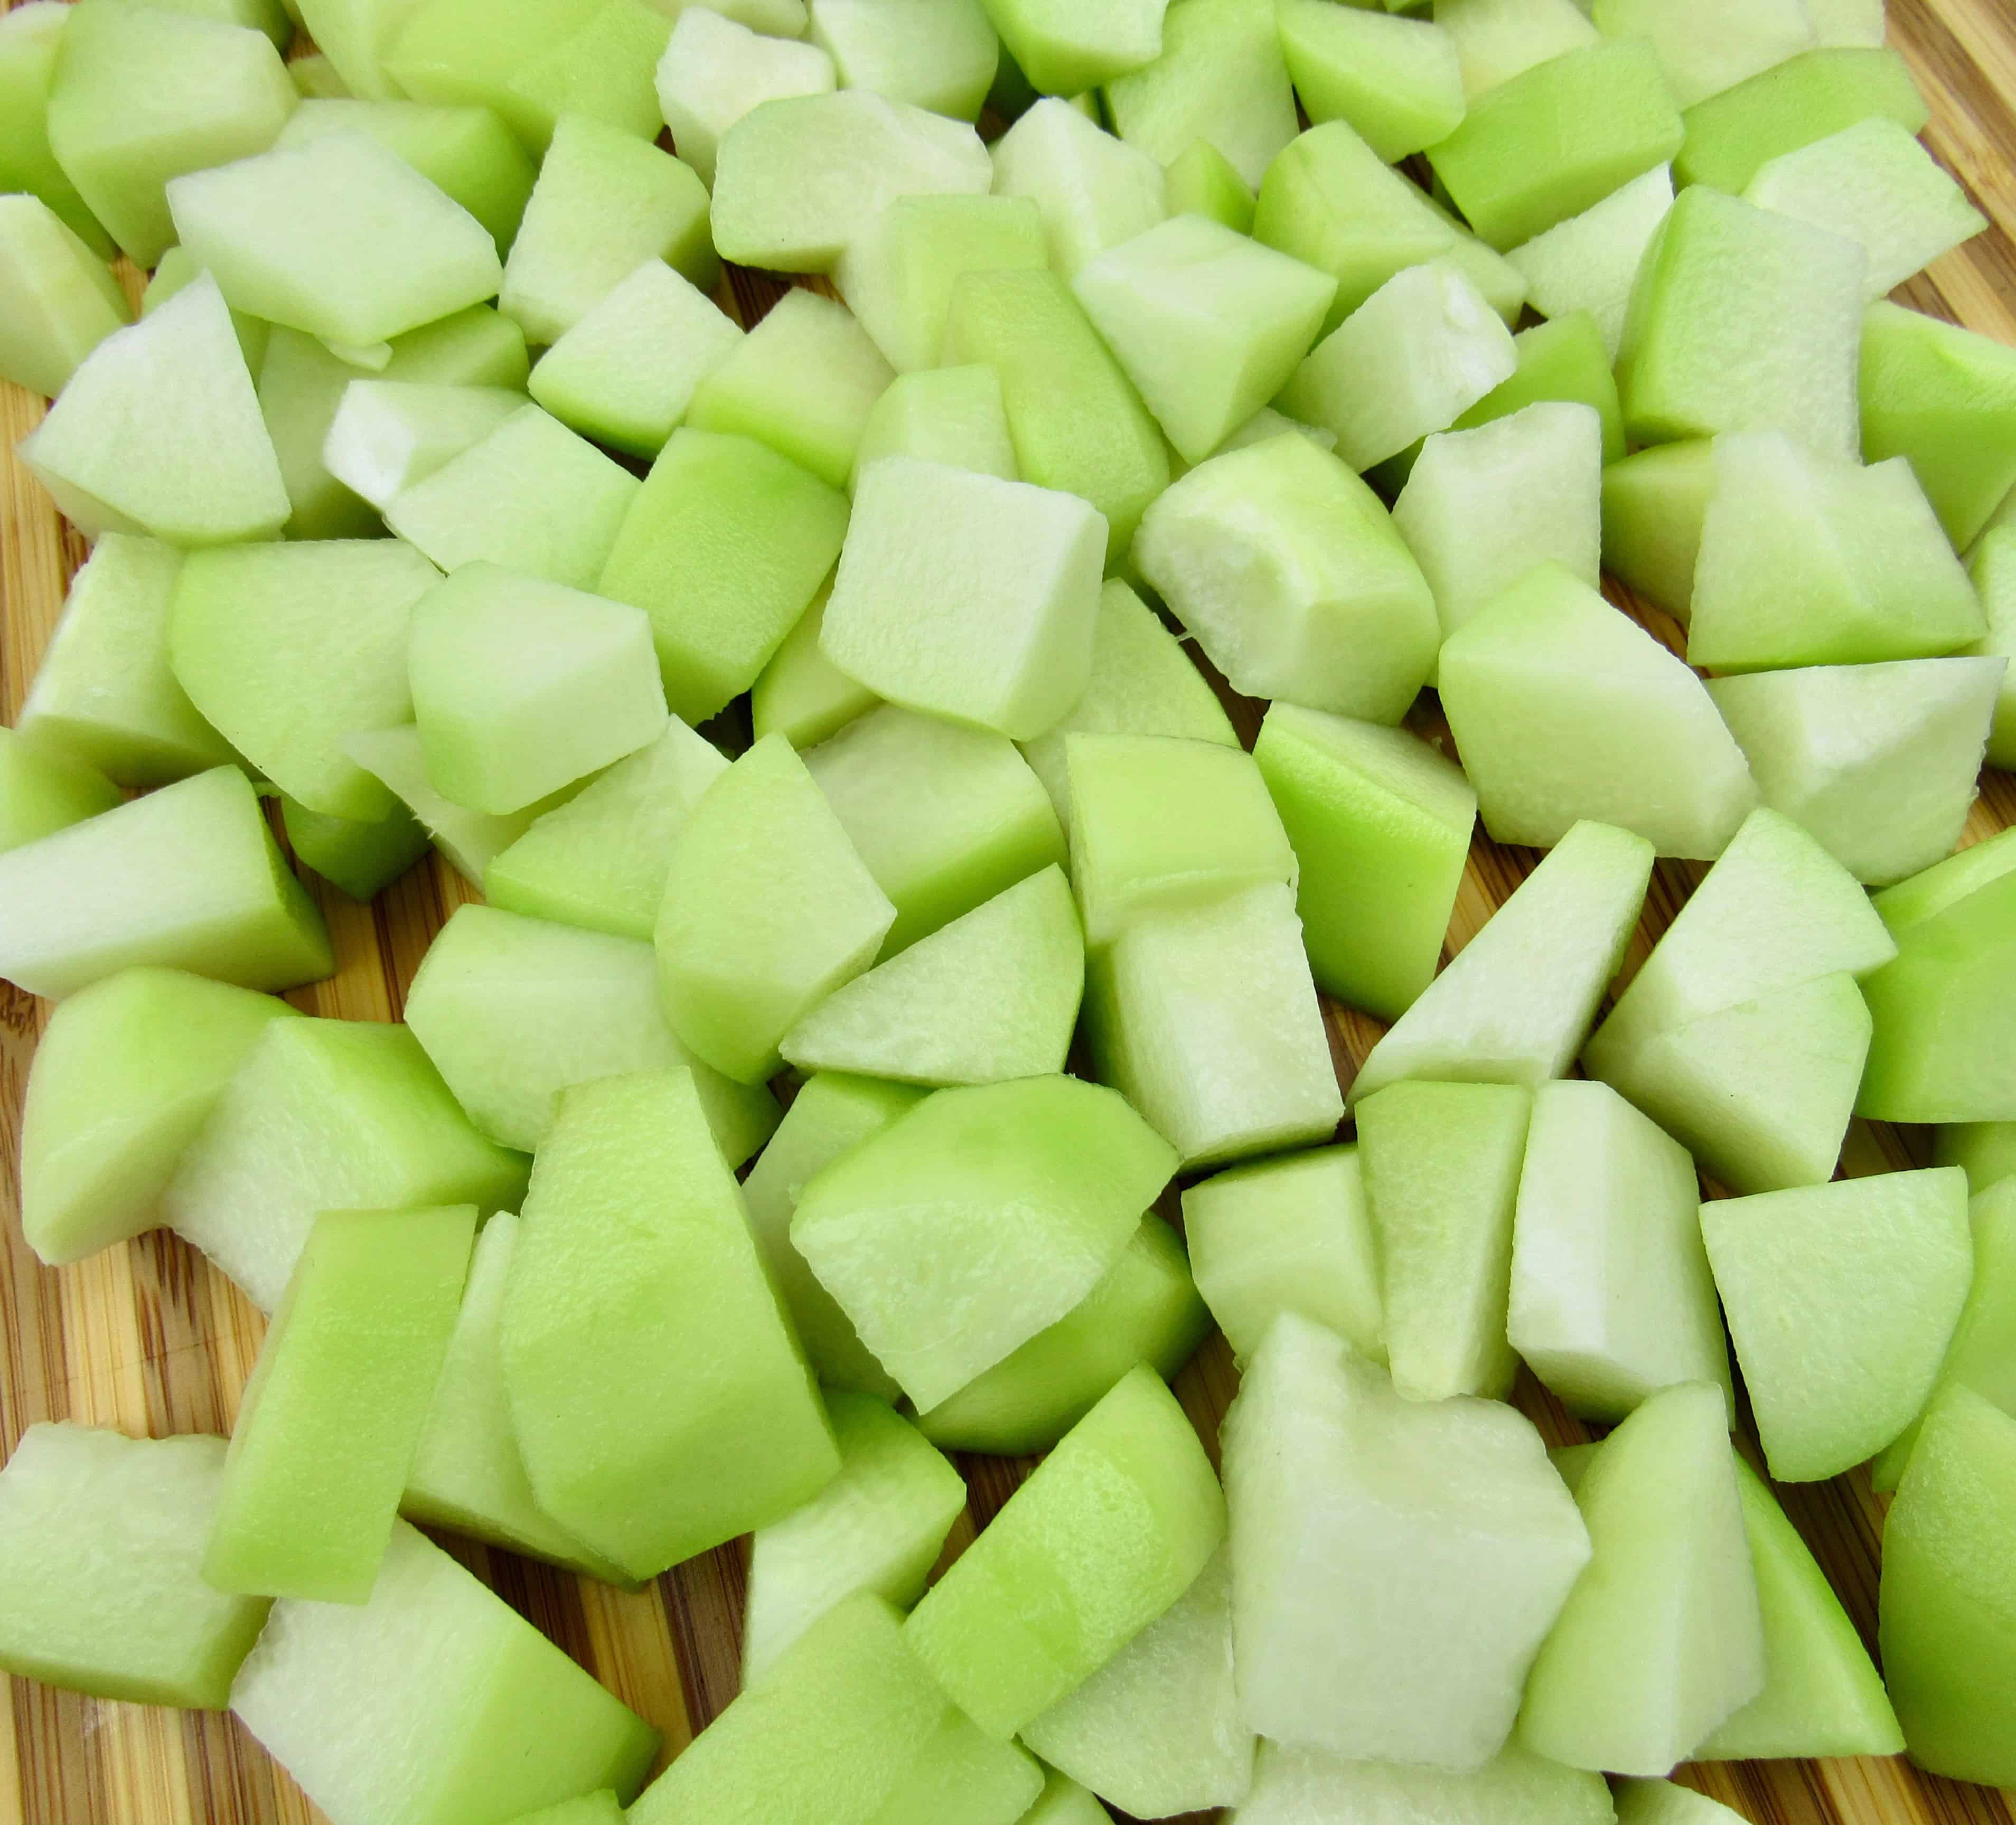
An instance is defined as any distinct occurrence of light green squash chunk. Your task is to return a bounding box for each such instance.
[1439,565,1757,857]
[1433,0,1597,100]
[1350,821,1651,1105]
[18,275,287,545]
[166,135,501,349]
[1746,117,1983,301]
[233,1521,659,1823]
[0,4,114,256]
[1970,531,2016,772]
[743,1390,967,1684]
[322,379,526,512]
[1423,40,1681,251]
[978,0,1166,95]
[483,717,725,941]
[205,1205,474,1604]
[1592,0,1812,110]
[405,904,777,1161]
[1019,577,1233,822]
[1067,734,1293,946]
[657,733,895,1082]
[823,457,1104,741]
[1086,880,1344,1170]
[385,0,672,155]
[1164,137,1253,231]
[1675,45,1929,193]
[368,300,530,387]
[22,968,297,1267]
[0,194,128,399]
[0,728,119,855]
[1692,1456,1903,1757]
[1618,186,1864,459]
[1023,1545,1251,1816]
[288,0,433,99]
[1103,0,1297,190]
[805,703,1065,955]
[280,797,429,902]
[0,1425,268,1708]
[501,1069,837,1577]
[1508,1079,1728,1423]
[1506,163,1671,360]
[170,539,437,822]
[500,118,711,347]
[1706,658,2003,886]
[1357,1079,1530,1404]
[793,1076,1176,1409]
[1182,1143,1384,1364]
[0,766,330,1003]
[743,1073,921,1402]
[1394,400,1602,659]
[1859,825,2016,1123]
[782,866,1082,1084]
[402,1213,631,1582]
[1449,309,1624,459]
[385,403,639,592]
[163,1014,524,1310]
[1586,805,1895,1071]
[1231,1737,1612,1825]
[1614,1782,1747,1825]
[528,260,739,459]
[689,290,892,491]
[1880,1386,2016,1786]
[1020,1772,1113,1824]
[837,193,1046,373]
[408,566,664,816]
[989,96,1166,283]
[275,100,533,255]
[1281,259,1516,472]
[45,0,294,268]
[631,1593,1040,1825]
[807,0,998,120]
[1520,1380,1764,1774]
[1277,2,1464,163]
[1687,434,1985,673]
[753,586,880,747]
[915,1212,1209,1454]
[711,89,991,272]
[598,428,849,725]
[1703,1167,1972,1483]
[501,1794,625,1825]
[654,7,834,189]
[1863,300,2016,552]
[1600,439,1712,622]
[849,365,1017,490]
[942,267,1169,561]
[1808,0,1886,45]
[906,1366,1222,1738]
[1071,213,1334,464]
[1134,432,1438,720]
[1935,1123,2016,1196]
[1222,1310,1590,1769]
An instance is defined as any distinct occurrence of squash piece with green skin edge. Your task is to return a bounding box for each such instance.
[0,729,119,856]
[280,797,429,904]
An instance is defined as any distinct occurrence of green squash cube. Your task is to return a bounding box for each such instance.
[1933,1122,2016,1196]
[22,967,299,1267]
[1438,565,1758,857]
[849,364,1018,488]
[1600,439,1713,621]
[752,586,881,748]
[253,327,381,543]
[1102,0,1297,191]
[598,428,849,725]
[205,1205,475,1604]
[45,0,295,267]
[1277,2,1464,163]
[1449,309,1625,461]
[1437,0,1598,99]
[0,728,119,855]
[170,538,439,821]
[500,1069,839,1578]
[233,1521,659,1823]
[0,1425,268,1709]
[0,193,129,399]
[905,1365,1223,1738]
[988,97,1167,280]
[279,797,429,902]
[0,4,113,255]
[656,732,896,1082]
[166,131,503,348]
[792,1075,1175,1409]
[979,0,1167,95]
[321,379,526,512]
[1505,163,1673,360]
[1615,1783,1750,1825]
[1162,136,1253,231]
[1591,0,1813,110]
[0,765,330,1003]
[654,7,834,187]
[1134,432,1438,721]
[19,274,288,546]
[807,0,999,121]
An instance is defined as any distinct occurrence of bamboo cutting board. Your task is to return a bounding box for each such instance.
[6,3,2016,1819]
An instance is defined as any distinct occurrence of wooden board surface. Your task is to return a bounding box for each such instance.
[6,2,2016,1820]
